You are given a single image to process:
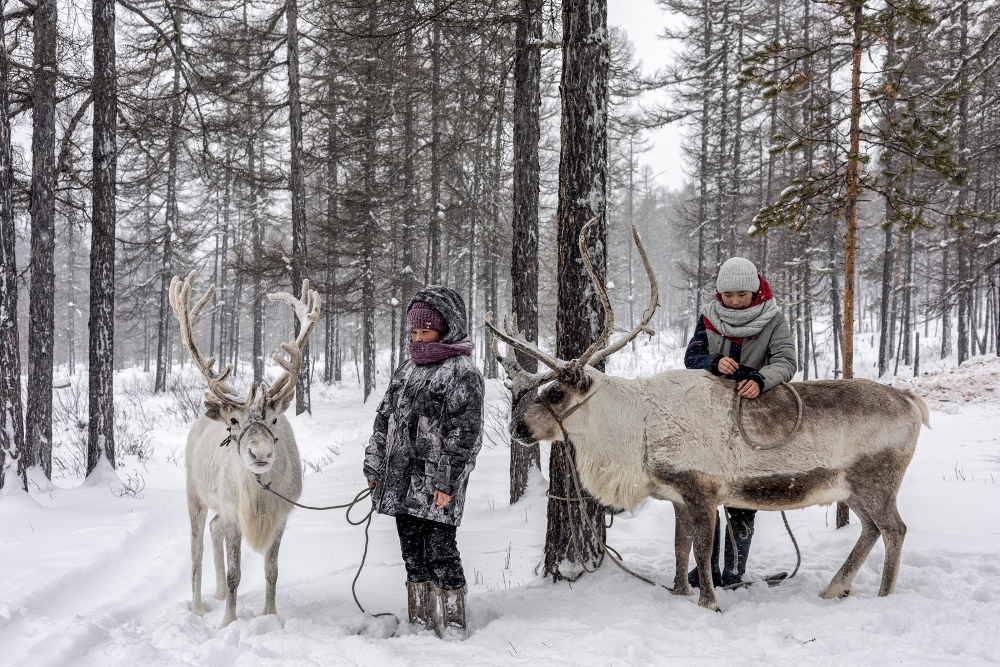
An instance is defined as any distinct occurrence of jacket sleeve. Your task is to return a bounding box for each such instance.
[684,318,716,371]
[757,311,797,391]
[434,364,485,495]
[363,374,400,481]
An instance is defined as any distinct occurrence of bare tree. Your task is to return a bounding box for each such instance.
[88,0,118,475]
[0,5,26,491]
[545,0,609,582]
[509,0,543,505]
[26,0,57,478]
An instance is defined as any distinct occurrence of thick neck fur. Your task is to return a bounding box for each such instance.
[560,372,651,511]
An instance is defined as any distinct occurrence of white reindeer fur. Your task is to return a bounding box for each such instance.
[187,414,302,552]
[554,369,928,512]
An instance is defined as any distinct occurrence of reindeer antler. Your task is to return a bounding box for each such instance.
[574,217,616,369]
[265,279,321,408]
[169,270,245,407]
[588,224,660,367]
[485,312,560,401]
[485,218,659,393]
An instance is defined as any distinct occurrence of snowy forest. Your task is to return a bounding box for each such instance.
[3,0,1000,662]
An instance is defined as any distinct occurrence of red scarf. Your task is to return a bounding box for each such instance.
[703,274,774,345]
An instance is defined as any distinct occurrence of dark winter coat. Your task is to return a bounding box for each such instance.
[363,286,485,527]
[685,311,796,391]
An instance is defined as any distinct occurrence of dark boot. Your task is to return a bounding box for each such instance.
[687,510,722,588]
[431,584,468,639]
[721,509,756,587]
[406,581,433,630]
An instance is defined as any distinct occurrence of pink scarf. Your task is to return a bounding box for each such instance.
[409,337,475,365]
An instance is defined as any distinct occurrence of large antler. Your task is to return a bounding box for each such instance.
[485,218,660,393]
[575,217,615,368]
[484,312,562,401]
[169,270,245,407]
[265,279,321,408]
[588,224,660,367]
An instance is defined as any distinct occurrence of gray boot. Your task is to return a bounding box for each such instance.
[406,581,433,630]
[431,584,468,639]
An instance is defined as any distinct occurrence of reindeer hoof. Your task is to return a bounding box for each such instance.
[215,589,227,601]
[220,612,237,628]
[697,599,721,612]
[821,585,850,600]
[671,583,691,596]
[191,603,206,616]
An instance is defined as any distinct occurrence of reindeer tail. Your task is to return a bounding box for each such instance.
[905,391,931,429]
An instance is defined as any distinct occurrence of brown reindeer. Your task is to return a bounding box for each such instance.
[486,220,929,612]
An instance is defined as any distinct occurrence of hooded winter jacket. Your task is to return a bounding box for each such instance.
[363,286,485,527]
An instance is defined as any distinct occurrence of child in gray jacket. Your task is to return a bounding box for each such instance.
[684,257,797,588]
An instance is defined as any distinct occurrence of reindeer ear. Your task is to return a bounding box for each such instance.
[269,391,294,416]
[204,393,234,422]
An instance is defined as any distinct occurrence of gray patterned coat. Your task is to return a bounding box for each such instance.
[363,286,485,526]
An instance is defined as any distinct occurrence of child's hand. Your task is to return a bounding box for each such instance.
[368,480,376,488]
[433,490,452,509]
[737,379,761,399]
[718,357,740,375]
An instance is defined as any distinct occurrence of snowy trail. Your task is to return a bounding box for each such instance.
[3,380,1000,666]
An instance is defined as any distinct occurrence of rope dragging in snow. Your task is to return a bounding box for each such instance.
[253,477,395,619]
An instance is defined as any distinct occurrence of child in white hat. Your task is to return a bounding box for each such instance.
[683,257,797,588]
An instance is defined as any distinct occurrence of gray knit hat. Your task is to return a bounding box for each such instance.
[717,257,760,293]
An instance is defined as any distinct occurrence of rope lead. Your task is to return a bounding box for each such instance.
[253,477,394,619]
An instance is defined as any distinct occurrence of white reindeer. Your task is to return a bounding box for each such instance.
[487,220,929,612]
[170,271,320,627]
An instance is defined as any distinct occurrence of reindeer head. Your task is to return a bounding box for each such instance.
[487,219,659,445]
[169,270,321,474]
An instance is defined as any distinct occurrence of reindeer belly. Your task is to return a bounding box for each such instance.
[721,466,850,510]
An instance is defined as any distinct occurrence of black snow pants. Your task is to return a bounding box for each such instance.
[395,513,466,590]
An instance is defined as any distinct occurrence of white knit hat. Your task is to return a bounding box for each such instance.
[717,257,760,293]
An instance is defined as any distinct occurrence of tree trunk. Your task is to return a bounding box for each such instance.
[694,0,712,314]
[484,73,503,380]
[399,8,420,364]
[878,226,894,377]
[509,0,543,505]
[941,227,951,358]
[428,0,443,284]
[218,166,231,368]
[26,0,58,478]
[955,0,970,365]
[88,0,117,475]
[836,2,864,527]
[287,0,310,414]
[154,47,181,394]
[360,1,378,401]
[841,1,863,383]
[0,13,26,490]
[546,0,609,582]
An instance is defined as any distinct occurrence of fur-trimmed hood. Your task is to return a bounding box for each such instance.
[407,285,468,344]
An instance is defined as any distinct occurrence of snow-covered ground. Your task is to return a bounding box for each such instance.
[3,355,1000,666]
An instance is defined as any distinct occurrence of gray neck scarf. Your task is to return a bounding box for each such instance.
[701,298,779,338]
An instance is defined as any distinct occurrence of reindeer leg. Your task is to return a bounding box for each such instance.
[671,503,692,596]
[210,514,227,600]
[687,500,721,611]
[189,492,208,616]
[822,498,879,599]
[263,524,284,615]
[220,522,242,628]
[868,496,907,596]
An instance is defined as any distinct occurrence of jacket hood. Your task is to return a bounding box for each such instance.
[407,285,469,344]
